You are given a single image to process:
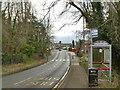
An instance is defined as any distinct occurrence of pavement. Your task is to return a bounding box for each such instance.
[2,50,70,88]
[59,54,88,88]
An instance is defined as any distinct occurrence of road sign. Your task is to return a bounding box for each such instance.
[91,28,98,38]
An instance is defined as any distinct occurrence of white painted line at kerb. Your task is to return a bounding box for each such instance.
[14,77,32,85]
[53,66,69,89]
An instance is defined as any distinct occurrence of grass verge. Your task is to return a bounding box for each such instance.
[2,58,46,76]
[79,53,88,73]
[1,50,56,76]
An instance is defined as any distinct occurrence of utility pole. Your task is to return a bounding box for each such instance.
[72,40,75,48]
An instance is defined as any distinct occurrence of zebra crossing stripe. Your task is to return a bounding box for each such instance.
[63,59,65,61]
[51,59,70,62]
[67,59,69,61]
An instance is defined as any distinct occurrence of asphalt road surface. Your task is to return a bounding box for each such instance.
[2,50,71,88]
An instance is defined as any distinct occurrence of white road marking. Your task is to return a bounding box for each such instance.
[43,82,48,86]
[52,59,70,62]
[67,59,69,61]
[53,66,70,88]
[48,77,52,80]
[63,59,66,61]
[40,81,48,86]
[32,82,39,86]
[40,82,45,85]
[53,77,60,80]
[14,77,32,85]
[49,82,54,86]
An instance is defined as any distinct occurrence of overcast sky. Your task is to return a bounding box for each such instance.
[3,0,119,43]
[31,0,84,43]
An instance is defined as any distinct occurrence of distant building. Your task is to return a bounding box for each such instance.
[54,43,71,49]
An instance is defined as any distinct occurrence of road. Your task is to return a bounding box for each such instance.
[2,50,71,88]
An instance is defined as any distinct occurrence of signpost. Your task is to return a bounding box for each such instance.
[91,28,98,38]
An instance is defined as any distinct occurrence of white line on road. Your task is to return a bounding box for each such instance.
[63,59,65,61]
[40,82,45,85]
[49,82,54,86]
[14,77,32,85]
[48,77,52,80]
[53,66,70,89]
[67,59,69,61]
[53,77,60,80]
[43,82,48,86]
